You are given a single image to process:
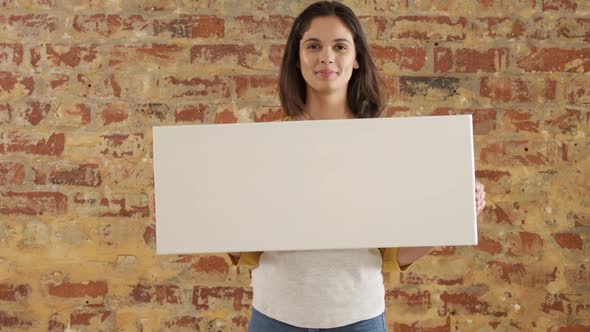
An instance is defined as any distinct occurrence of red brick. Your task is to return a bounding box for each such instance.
[21,101,52,126]
[475,169,510,182]
[130,284,182,305]
[507,231,543,256]
[100,103,129,126]
[370,46,426,72]
[48,281,107,298]
[566,76,590,105]
[545,109,582,135]
[234,75,279,102]
[553,233,583,250]
[49,163,102,187]
[517,48,590,73]
[551,325,590,332]
[233,316,249,330]
[109,43,185,68]
[70,308,113,328]
[557,18,590,43]
[392,320,451,332]
[569,211,590,228]
[434,48,509,73]
[499,109,541,133]
[99,133,144,158]
[528,17,554,40]
[46,45,98,68]
[385,288,432,309]
[143,224,155,248]
[542,0,579,11]
[32,165,47,185]
[476,234,503,255]
[175,104,208,123]
[55,73,122,98]
[0,104,11,124]
[7,14,57,37]
[191,256,229,275]
[0,72,34,97]
[476,17,526,39]
[73,14,149,38]
[479,140,558,166]
[269,45,285,67]
[73,192,149,218]
[399,76,460,101]
[0,191,67,215]
[0,311,34,329]
[440,286,507,316]
[193,286,252,311]
[55,103,91,127]
[481,77,556,103]
[213,109,238,124]
[30,46,41,68]
[399,271,463,286]
[1,131,64,156]
[413,0,535,12]
[565,264,590,286]
[163,315,204,330]
[481,202,517,224]
[1,0,55,9]
[154,15,224,39]
[486,261,526,284]
[228,16,293,40]
[190,44,261,68]
[0,284,30,302]
[131,103,172,125]
[382,76,400,102]
[0,162,25,185]
[382,106,411,117]
[0,44,23,67]
[254,106,284,122]
[475,169,511,195]
[542,293,590,315]
[388,16,467,41]
[48,314,65,332]
[159,75,230,99]
[431,108,496,135]
[49,73,68,89]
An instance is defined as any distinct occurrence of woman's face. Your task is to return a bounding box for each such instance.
[298,16,359,95]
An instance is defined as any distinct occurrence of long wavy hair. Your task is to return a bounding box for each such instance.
[279,1,386,119]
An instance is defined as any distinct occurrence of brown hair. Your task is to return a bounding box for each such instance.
[279,1,386,119]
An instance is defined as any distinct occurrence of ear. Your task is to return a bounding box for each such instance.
[353,60,359,69]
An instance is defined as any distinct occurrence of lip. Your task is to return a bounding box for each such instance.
[316,70,337,78]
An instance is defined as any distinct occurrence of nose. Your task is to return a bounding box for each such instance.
[319,48,334,64]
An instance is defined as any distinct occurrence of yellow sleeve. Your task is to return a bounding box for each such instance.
[227,252,262,268]
[379,247,413,273]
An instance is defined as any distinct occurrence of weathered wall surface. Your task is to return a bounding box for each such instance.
[0,0,588,331]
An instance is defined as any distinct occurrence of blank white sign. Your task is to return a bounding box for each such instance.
[153,115,477,255]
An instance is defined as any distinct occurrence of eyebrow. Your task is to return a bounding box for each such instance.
[302,37,352,44]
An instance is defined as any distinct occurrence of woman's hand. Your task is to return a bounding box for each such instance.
[475,180,486,215]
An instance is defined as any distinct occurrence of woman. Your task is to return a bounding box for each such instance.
[230,2,487,331]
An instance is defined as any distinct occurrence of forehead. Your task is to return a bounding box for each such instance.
[300,16,354,42]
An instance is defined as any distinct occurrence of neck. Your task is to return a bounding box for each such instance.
[301,87,354,120]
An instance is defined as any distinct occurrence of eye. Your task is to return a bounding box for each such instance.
[335,44,347,50]
[307,44,320,50]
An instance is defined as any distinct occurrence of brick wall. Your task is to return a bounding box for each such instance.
[0,0,588,331]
